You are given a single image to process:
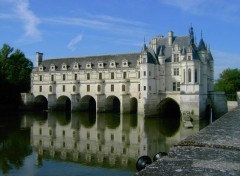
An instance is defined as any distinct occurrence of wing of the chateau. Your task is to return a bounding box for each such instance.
[21,27,227,119]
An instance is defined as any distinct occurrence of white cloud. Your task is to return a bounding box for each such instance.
[0,0,41,42]
[160,0,240,22]
[16,0,41,41]
[67,34,83,51]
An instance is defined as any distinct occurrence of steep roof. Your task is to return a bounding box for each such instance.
[38,53,140,72]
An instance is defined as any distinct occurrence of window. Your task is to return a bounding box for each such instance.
[111,72,114,79]
[122,84,125,91]
[188,69,191,83]
[149,86,151,91]
[97,85,101,92]
[51,75,54,81]
[111,146,114,153]
[63,85,65,92]
[144,71,146,76]
[62,130,65,137]
[122,135,125,142]
[87,73,90,80]
[138,84,140,91]
[111,84,114,92]
[63,74,66,81]
[174,54,179,62]
[183,69,185,83]
[99,145,102,151]
[149,71,151,76]
[63,142,65,148]
[195,69,198,83]
[49,130,52,136]
[99,73,102,79]
[39,86,42,92]
[143,86,146,91]
[174,68,179,76]
[173,82,180,91]
[49,86,52,92]
[188,56,192,60]
[39,128,42,135]
[138,71,140,78]
[87,85,90,92]
[123,72,127,79]
[73,85,76,92]
[87,132,90,139]
[74,74,77,80]
[87,144,90,150]
[111,134,114,141]
[39,75,42,81]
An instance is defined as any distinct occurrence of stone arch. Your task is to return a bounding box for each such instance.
[80,95,96,112]
[130,97,138,113]
[105,96,120,113]
[157,97,181,136]
[34,95,48,111]
[56,96,71,111]
[157,97,181,119]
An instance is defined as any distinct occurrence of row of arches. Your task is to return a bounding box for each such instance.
[34,95,138,113]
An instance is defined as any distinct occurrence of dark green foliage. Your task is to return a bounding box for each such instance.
[0,44,33,109]
[214,68,240,100]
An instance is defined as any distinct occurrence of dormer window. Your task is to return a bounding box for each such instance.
[50,64,56,71]
[86,62,92,69]
[73,62,79,70]
[62,63,67,70]
[39,65,44,71]
[98,62,104,68]
[122,59,128,67]
[110,60,116,68]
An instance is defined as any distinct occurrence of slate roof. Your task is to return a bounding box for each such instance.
[38,53,140,72]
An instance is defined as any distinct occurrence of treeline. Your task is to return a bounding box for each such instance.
[214,68,240,100]
[0,44,33,111]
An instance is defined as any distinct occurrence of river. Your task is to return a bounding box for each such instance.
[0,112,207,175]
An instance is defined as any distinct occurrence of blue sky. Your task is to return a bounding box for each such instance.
[0,0,240,79]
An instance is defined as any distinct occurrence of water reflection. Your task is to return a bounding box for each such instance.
[0,117,31,174]
[0,112,202,174]
[28,112,199,172]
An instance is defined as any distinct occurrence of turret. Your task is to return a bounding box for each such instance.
[36,52,43,67]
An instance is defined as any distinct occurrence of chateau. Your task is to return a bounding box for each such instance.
[22,27,227,119]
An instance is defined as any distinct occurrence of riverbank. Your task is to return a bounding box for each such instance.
[136,106,240,175]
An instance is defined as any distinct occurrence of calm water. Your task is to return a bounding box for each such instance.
[0,112,205,176]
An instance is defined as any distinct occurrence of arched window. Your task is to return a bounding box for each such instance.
[195,69,198,83]
[73,85,76,92]
[188,69,191,83]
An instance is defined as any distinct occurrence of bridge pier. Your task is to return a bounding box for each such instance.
[48,94,57,110]
[71,94,80,111]
[96,94,105,112]
[120,95,130,113]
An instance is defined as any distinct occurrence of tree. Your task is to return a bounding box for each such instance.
[0,43,33,108]
[214,68,240,100]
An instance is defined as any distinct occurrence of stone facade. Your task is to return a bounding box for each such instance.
[23,27,227,119]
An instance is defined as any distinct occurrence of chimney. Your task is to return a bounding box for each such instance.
[36,52,43,67]
[168,31,173,46]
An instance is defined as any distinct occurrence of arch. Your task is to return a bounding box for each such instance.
[105,96,120,113]
[56,96,71,111]
[130,97,138,113]
[157,97,181,119]
[80,95,96,112]
[156,98,181,136]
[34,95,48,111]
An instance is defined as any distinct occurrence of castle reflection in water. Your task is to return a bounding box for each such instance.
[22,112,200,171]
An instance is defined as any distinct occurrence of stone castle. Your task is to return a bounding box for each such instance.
[21,27,227,119]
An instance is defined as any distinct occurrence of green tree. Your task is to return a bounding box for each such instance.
[214,68,240,100]
[0,43,33,108]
